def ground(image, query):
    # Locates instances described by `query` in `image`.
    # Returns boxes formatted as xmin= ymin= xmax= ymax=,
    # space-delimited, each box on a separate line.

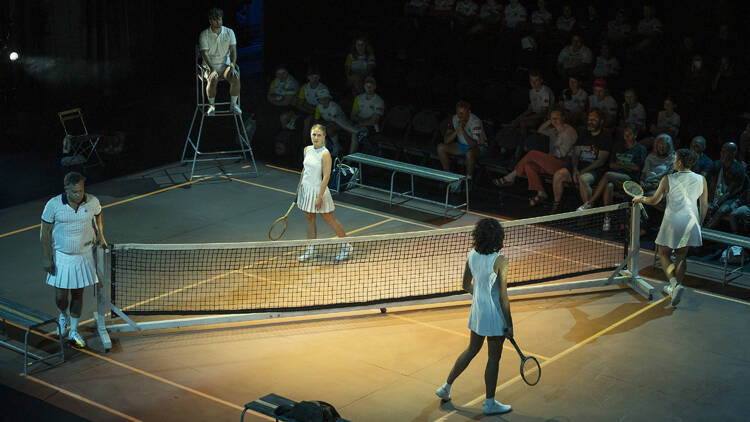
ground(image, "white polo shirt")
xmin=529 ymin=85 xmax=555 ymax=114
xmin=593 ymin=56 xmax=620 ymax=78
xmin=531 ymin=9 xmax=553 ymax=25
xmin=504 ymin=4 xmax=527 ymax=28
xmin=42 ymin=193 xmax=101 ymax=255
xmin=298 ymin=82 xmax=330 ymax=107
xmin=269 ymin=75 xmax=300 ymax=101
xmin=352 ymin=93 xmax=385 ymax=120
xmin=607 ymin=21 xmax=632 ymax=41
xmin=345 ymin=54 xmax=376 ymax=76
xmin=315 ymin=101 xmax=345 ymax=122
xmin=450 ymin=113 xmax=484 ymax=145
xmin=558 ymin=45 xmax=593 ymax=69
xmin=198 ymin=26 xmax=237 ymax=69
xmin=657 ymin=111 xmax=681 ymax=136
xmin=624 ymin=102 xmax=647 ymax=131
xmin=638 ymin=17 xmax=663 ymax=35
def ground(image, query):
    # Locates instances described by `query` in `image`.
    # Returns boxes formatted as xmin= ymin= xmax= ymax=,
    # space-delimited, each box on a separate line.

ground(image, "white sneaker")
xmin=435 ymin=384 xmax=451 ymax=401
xmin=577 ymin=202 xmax=591 ymax=211
xmin=602 ymin=216 xmax=611 ymax=232
xmin=67 ymin=330 xmax=86 ymax=348
xmin=335 ymin=243 xmax=353 ymax=262
xmin=662 ymin=284 xmax=673 ymax=295
xmin=670 ymin=284 xmax=684 ymax=307
xmin=57 ymin=314 xmax=68 ymax=338
xmin=298 ymin=246 xmax=315 ymax=262
xmin=206 ymin=105 xmax=216 ymax=116
xmin=482 ymin=399 xmax=512 ymax=415
xmin=232 ymin=104 xmax=242 ymax=115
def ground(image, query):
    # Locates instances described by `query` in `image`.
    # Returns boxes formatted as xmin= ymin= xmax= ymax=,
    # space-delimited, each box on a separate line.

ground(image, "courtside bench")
xmin=0 ymin=297 xmax=64 ymax=375
xmin=343 ymin=152 xmax=468 ymax=214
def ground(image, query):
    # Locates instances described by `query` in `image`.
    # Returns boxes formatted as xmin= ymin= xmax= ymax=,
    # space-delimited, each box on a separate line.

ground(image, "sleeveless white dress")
xmin=297 ymin=145 xmax=335 ymax=213
xmin=656 ymin=171 xmax=704 ymax=249
xmin=467 ymin=250 xmax=507 ymax=337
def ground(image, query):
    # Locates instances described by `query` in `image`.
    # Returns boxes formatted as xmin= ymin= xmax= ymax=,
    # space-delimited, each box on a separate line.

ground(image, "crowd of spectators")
xmin=250 ymin=1 xmax=750 ymax=236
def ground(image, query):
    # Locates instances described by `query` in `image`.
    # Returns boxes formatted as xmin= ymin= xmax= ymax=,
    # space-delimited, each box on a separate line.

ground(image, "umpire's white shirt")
xmin=199 ymin=26 xmax=237 ymax=70
xmin=42 ymin=193 xmax=101 ymax=254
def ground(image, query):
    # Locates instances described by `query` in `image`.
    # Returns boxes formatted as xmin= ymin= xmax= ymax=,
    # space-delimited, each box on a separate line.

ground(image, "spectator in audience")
xmin=588 ymin=78 xmax=617 ymax=127
xmin=578 ymin=124 xmax=647 ymax=215
xmin=557 ymin=34 xmax=593 ymax=79
xmin=706 ymin=142 xmax=745 ymax=229
xmin=313 ymin=89 xmax=364 ymax=158
xmin=578 ymin=3 xmax=602 ymax=42
xmin=531 ymin=0 xmax=553 ymax=29
xmin=641 ymin=134 xmax=674 ymax=193
xmin=560 ymin=75 xmax=588 ymax=125
xmin=438 ymin=100 xmax=488 ymax=192
xmin=682 ymin=54 xmax=711 ymax=120
xmin=650 ymin=96 xmax=680 ymax=139
xmin=606 ymin=8 xmax=632 ymax=45
xmin=711 ymin=55 xmax=740 ymax=118
xmin=433 ymin=0 xmax=457 ymax=18
xmin=267 ymin=65 xmax=299 ymax=108
xmin=349 ymin=77 xmax=385 ymax=154
xmin=621 ymin=89 xmax=646 ymax=135
xmin=728 ymin=187 xmax=750 ymax=236
xmin=739 ymin=122 xmax=750 ymax=164
xmin=493 ymin=107 xmax=577 ymax=207
xmin=345 ymin=37 xmax=376 ymax=95
xmin=455 ymin=0 xmax=480 ymax=27
xmin=504 ymin=0 xmax=527 ymax=30
xmin=636 ymin=4 xmax=663 ymax=37
xmin=592 ymin=44 xmax=620 ymax=79
xmin=294 ymin=65 xmax=328 ymax=115
xmin=556 ymin=5 xmax=576 ymax=34
xmin=551 ymin=108 xmax=611 ymax=212
xmin=512 ymin=70 xmax=555 ymax=140
xmin=478 ymin=0 xmax=503 ymax=27
xmin=690 ymin=136 xmax=713 ymax=177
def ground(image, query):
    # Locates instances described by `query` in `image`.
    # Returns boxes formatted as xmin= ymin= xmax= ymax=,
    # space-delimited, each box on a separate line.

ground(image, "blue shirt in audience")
xmin=693 ymin=153 xmax=713 ymax=175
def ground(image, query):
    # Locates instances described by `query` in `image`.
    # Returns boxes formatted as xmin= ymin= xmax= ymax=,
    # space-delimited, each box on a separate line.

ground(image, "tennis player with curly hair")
xmin=435 ymin=218 xmax=513 ymax=415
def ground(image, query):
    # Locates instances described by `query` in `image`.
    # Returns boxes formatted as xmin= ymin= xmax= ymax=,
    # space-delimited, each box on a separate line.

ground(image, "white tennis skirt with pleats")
xmin=46 ymin=250 xmax=99 ymax=289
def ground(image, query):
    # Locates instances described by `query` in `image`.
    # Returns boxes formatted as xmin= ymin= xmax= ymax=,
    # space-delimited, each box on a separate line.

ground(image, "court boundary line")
xmin=0 ymin=177 xmax=213 ymax=239
xmin=24 ymin=374 xmax=143 ymax=422
xmin=433 ymin=296 xmax=668 ymax=421
xmin=693 ymin=289 xmax=750 ymax=306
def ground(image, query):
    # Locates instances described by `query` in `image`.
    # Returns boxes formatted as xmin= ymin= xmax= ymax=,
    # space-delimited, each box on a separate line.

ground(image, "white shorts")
xmin=204 ymin=63 xmax=229 ymax=80
xmin=46 ymin=250 xmax=99 ymax=289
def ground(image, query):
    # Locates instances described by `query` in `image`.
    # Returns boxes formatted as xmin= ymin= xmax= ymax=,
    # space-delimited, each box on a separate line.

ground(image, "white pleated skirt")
xmin=297 ymin=183 xmax=335 ymax=213
xmin=46 ymin=250 xmax=99 ymax=289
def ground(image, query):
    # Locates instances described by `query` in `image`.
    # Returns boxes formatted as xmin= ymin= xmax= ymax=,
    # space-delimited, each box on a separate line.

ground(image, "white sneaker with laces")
xmin=435 ymin=384 xmax=451 ymax=401
xmin=482 ymin=399 xmax=512 ymax=415
xmin=670 ymin=284 xmax=684 ymax=307
xmin=602 ymin=216 xmax=611 ymax=232
xmin=232 ymin=104 xmax=242 ymax=115
xmin=298 ymin=246 xmax=315 ymax=262
xmin=67 ymin=330 xmax=86 ymax=348
xmin=577 ymin=202 xmax=591 ymax=211
xmin=206 ymin=105 xmax=216 ymax=116
xmin=335 ymin=243 xmax=353 ymax=262
xmin=57 ymin=314 xmax=68 ymax=338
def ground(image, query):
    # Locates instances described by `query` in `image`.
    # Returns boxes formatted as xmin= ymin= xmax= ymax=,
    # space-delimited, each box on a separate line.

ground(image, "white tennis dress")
xmin=467 ymin=249 xmax=507 ymax=337
xmin=41 ymin=193 xmax=101 ymax=289
xmin=656 ymin=171 xmax=704 ymax=249
xmin=297 ymin=145 xmax=335 ymax=213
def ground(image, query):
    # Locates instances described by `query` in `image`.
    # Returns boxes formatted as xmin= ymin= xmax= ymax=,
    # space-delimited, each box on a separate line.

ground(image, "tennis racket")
xmin=508 ymin=337 xmax=541 ymax=386
xmin=268 ymin=202 xmax=296 ymax=240
xmin=622 ymin=181 xmax=649 ymax=220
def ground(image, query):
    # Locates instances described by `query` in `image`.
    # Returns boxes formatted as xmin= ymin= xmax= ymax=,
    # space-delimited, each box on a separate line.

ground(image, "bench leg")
xmin=389 ymin=171 xmax=397 ymax=206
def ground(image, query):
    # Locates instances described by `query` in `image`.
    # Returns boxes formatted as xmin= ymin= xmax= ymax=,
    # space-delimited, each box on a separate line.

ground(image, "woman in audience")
xmin=650 ymin=96 xmax=680 ymax=139
xmin=633 ymin=148 xmax=708 ymax=307
xmin=345 ymin=37 xmax=376 ymax=95
xmin=641 ymin=134 xmax=674 ymax=194
xmin=560 ymin=75 xmax=588 ymax=126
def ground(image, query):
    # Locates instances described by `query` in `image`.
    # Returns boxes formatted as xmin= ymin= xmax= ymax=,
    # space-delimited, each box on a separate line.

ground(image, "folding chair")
xmin=181 ymin=45 xmax=258 ymax=179
xmin=57 ymin=107 xmax=104 ymax=168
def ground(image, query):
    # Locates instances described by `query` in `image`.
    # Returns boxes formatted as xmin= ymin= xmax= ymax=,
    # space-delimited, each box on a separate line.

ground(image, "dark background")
xmin=1 ymin=0 xmax=749 ymax=208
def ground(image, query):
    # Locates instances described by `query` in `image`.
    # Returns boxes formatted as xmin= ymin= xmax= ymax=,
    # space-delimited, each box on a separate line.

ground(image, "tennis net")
xmin=109 ymin=203 xmax=631 ymax=315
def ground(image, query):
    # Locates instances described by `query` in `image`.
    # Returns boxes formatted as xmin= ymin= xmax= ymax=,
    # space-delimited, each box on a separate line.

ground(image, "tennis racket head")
xmin=268 ymin=217 xmax=288 ymax=240
xmin=622 ymin=180 xmax=644 ymax=197
xmin=520 ymin=356 xmax=541 ymax=386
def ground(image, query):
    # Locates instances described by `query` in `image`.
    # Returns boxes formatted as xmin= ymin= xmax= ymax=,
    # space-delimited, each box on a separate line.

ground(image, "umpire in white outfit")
xmin=40 ymin=172 xmax=107 ymax=347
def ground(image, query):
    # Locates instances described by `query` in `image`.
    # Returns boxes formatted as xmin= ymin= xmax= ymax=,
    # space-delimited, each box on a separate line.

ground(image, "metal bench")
xmin=0 ymin=297 xmax=64 ymax=375
xmin=342 ymin=152 xmax=468 ymax=214
xmin=701 ymin=228 xmax=750 ymax=286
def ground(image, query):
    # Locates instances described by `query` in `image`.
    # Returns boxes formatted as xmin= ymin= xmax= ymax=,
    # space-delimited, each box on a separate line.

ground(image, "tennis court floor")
xmin=1 ymin=161 xmax=749 ymax=421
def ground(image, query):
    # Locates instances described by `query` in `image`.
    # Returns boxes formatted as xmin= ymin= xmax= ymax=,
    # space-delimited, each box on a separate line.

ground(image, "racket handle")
xmin=639 ymin=203 xmax=648 ymax=219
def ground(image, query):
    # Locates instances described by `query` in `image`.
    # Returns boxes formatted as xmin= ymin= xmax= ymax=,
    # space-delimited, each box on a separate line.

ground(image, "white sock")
xmin=70 ymin=317 xmax=79 ymax=332
xmin=485 ymin=398 xmax=496 ymax=405
xmin=669 ymin=277 xmax=678 ymax=288
xmin=208 ymin=97 xmax=215 ymax=105
xmin=442 ymin=382 xmax=452 ymax=392
xmin=231 ymin=96 xmax=238 ymax=106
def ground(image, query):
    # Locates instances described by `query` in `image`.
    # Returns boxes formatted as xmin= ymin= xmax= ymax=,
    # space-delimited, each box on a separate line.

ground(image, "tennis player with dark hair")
xmin=296 ymin=124 xmax=352 ymax=262
xmin=436 ymin=218 xmax=513 ymax=415
xmin=633 ymin=148 xmax=708 ymax=306
xmin=40 ymin=172 xmax=107 ymax=348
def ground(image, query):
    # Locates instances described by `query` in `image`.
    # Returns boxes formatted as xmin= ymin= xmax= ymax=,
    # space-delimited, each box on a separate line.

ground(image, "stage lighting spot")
xmin=9 ymin=52 xmax=19 ymax=61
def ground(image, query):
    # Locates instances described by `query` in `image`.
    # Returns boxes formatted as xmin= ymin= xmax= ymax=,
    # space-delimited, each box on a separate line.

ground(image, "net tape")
xmin=110 ymin=204 xmax=630 ymax=315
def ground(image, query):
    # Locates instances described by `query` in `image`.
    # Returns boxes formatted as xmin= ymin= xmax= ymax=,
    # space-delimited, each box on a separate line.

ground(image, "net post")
xmin=94 ymin=246 xmax=112 ymax=351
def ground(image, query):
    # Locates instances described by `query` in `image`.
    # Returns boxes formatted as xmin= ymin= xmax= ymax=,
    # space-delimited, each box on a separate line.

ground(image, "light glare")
xmin=9 ymin=52 xmax=19 ymax=61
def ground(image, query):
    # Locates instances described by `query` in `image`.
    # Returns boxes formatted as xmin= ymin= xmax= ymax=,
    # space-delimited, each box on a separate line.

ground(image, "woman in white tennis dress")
xmin=633 ymin=148 xmax=708 ymax=306
xmin=296 ymin=124 xmax=352 ymax=262
xmin=435 ymin=218 xmax=513 ymax=416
